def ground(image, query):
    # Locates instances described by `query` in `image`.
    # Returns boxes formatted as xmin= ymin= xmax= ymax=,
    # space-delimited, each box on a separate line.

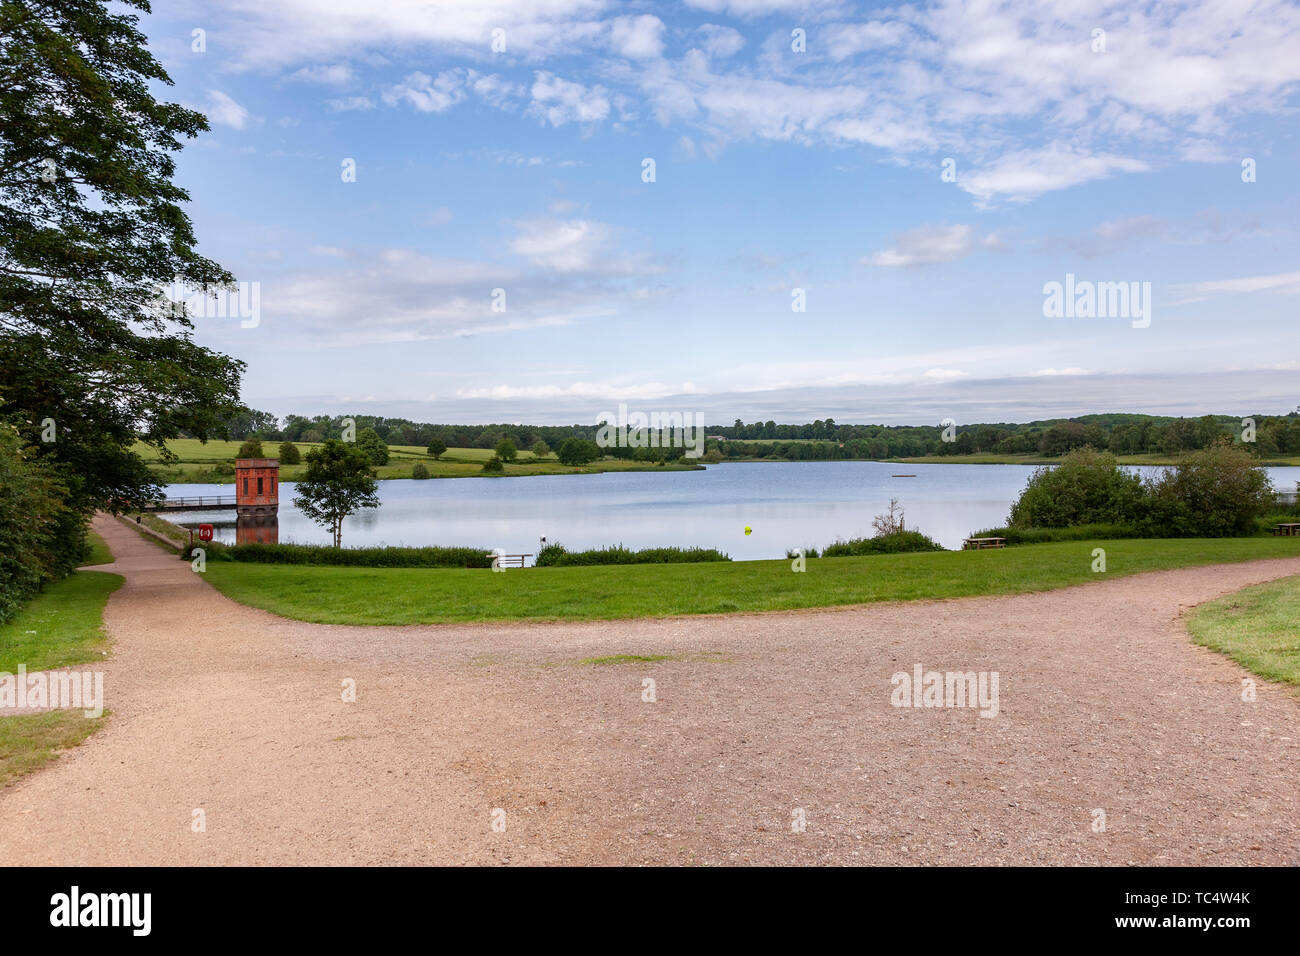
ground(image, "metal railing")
xmin=146 ymin=496 xmax=238 ymax=509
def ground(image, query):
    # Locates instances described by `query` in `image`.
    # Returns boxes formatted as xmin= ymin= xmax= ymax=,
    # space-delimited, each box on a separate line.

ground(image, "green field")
xmin=0 ymin=533 xmax=119 ymax=786
xmin=1187 ymin=575 xmax=1300 ymax=687
xmin=201 ymin=536 xmax=1300 ymax=626
xmin=135 ymin=438 xmax=702 ymax=482
xmin=0 ymin=569 xmax=122 ymax=673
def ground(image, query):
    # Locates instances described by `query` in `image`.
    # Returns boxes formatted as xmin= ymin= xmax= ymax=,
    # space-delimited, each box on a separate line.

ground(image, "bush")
xmin=533 ymin=543 xmax=731 ymax=566
xmin=236 ymin=438 xmax=264 ymax=458
xmin=278 ymin=441 xmax=301 ymax=464
xmin=481 ymin=456 xmax=505 ymax=474
xmin=0 ymin=426 xmax=86 ymax=623
xmin=556 ymin=438 xmax=601 ymax=466
xmin=821 ymin=530 xmax=945 ymax=557
xmin=355 ymin=427 xmax=389 ymax=466
xmin=786 ymin=546 xmax=821 ymax=559
xmin=1009 ymin=448 xmax=1145 ymax=528
xmin=220 ymin=542 xmax=494 ymax=568
xmin=411 ymin=463 xmax=430 ymax=479
xmin=1143 ymin=441 xmax=1275 ymax=536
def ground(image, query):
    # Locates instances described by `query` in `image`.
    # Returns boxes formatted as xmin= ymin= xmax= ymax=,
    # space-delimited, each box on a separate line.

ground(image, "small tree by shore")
xmin=293 ymin=440 xmax=379 ymax=547
xmin=278 ymin=441 xmax=300 ymax=464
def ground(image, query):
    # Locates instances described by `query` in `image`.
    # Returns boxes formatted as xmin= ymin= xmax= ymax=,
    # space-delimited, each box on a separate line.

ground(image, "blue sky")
xmin=142 ymin=0 xmax=1300 ymax=425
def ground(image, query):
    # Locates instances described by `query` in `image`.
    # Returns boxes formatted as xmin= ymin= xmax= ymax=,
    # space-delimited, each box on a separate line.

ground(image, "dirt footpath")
xmin=1 ymin=514 xmax=1297 ymax=865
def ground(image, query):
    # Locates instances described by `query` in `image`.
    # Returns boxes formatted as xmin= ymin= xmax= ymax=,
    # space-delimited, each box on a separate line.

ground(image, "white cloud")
xmin=695 ymin=24 xmax=745 ymax=58
xmin=608 ymin=15 xmax=665 ymax=59
xmin=868 ymin=224 xmax=1000 ymax=268
xmin=529 ymin=72 xmax=610 ymax=126
xmin=205 ymin=90 xmax=251 ymax=129
xmin=326 ymin=96 xmax=374 ymax=111
xmin=383 ymin=71 xmax=466 ymax=112
xmin=510 ymin=219 xmax=612 ymax=272
xmin=1172 ymin=270 xmax=1300 ymax=303
xmin=959 ymin=147 xmax=1151 ymax=205
xmin=290 ymin=63 xmax=353 ymax=85
xmin=1030 ymin=368 xmax=1091 ymax=377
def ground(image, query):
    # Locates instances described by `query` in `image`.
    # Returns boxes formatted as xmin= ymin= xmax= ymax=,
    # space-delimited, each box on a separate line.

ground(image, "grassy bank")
xmin=201 ymin=536 xmax=1300 ymax=626
xmin=135 ymin=438 xmax=703 ymax=482
xmin=1186 ymin=575 xmax=1300 ymax=687
xmin=0 ymin=533 xmax=119 ymax=787
xmin=0 ymin=711 xmax=107 ymax=788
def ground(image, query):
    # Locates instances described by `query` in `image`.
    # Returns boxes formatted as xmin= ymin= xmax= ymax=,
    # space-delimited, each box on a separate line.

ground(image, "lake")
xmin=165 ymin=461 xmax=1300 ymax=558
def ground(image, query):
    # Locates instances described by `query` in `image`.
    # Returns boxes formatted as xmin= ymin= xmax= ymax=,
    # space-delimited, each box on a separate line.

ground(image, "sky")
xmin=140 ymin=0 xmax=1300 ymax=426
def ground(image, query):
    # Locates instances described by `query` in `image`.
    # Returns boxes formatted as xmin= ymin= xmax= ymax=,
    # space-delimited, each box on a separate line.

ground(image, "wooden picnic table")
xmin=1271 ymin=523 xmax=1300 ymax=537
xmin=962 ymin=537 xmax=1006 ymax=550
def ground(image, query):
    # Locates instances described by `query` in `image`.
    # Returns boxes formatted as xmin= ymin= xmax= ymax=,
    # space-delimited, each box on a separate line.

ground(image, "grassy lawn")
xmin=81 ymin=529 xmax=113 ymax=567
xmin=0 ymin=711 xmax=107 ymax=788
xmin=135 ymin=438 xmax=702 ymax=482
xmin=202 ymin=536 xmax=1300 ymax=626
xmin=0 ymin=570 xmax=122 ymax=673
xmin=1186 ymin=575 xmax=1300 ymax=686
xmin=1 ymin=533 xmax=119 ymax=787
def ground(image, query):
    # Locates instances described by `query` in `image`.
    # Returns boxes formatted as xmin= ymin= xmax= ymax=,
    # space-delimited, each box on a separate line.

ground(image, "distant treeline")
xmin=205 ymin=408 xmax=1300 ymax=460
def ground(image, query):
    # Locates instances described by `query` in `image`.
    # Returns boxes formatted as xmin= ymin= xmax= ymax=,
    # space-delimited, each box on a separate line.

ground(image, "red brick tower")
xmin=234 ymin=458 xmax=279 ymax=517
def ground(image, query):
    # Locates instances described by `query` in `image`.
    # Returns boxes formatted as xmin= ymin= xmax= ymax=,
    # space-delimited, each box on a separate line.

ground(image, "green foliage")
xmin=219 ymin=542 xmax=493 ymax=569
xmin=426 ymin=438 xmax=447 ymax=459
xmin=355 ymin=427 xmax=389 ymax=466
xmin=0 ymin=426 xmax=86 ymax=623
xmin=1145 ymin=441 xmax=1275 ymax=536
xmin=821 ymin=531 xmax=945 ymax=557
xmin=411 ymin=463 xmax=430 ymax=480
xmin=0 ymin=0 xmax=246 ymax=515
xmin=533 ymin=543 xmax=732 ymax=566
xmin=969 ymin=524 xmax=1144 ymax=545
xmin=557 ymin=438 xmax=601 ymax=466
xmin=481 ymin=456 xmax=505 ymax=474
xmin=495 ymin=438 xmax=517 ymax=462
xmin=1010 ymin=448 xmax=1146 ymax=528
xmin=291 ymin=440 xmax=379 ymax=547
xmin=1008 ymin=442 xmax=1276 ymax=537
xmin=530 ymin=439 xmax=550 ymax=459
xmin=236 ymin=438 xmax=264 ymax=459
xmin=278 ymin=441 xmax=301 ymax=465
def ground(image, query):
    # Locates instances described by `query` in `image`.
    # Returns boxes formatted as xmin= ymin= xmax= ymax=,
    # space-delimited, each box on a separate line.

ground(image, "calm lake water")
xmin=167 ymin=461 xmax=1300 ymax=558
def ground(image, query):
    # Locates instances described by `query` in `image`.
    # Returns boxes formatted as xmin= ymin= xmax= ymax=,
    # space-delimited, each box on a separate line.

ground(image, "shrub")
xmin=411 ymin=463 xmax=430 ymax=479
xmin=1143 ymin=441 xmax=1275 ymax=536
xmin=355 ymin=427 xmax=389 ymax=466
xmin=220 ymin=542 xmax=494 ymax=568
xmin=556 ymin=438 xmax=601 ymax=466
xmin=786 ymin=546 xmax=821 ymax=559
xmin=1009 ymin=448 xmax=1145 ymax=528
xmin=236 ymin=438 xmax=264 ymax=458
xmin=278 ymin=441 xmax=301 ymax=464
xmin=0 ymin=426 xmax=85 ymax=623
xmin=481 ymin=456 xmax=505 ymax=474
xmin=821 ymin=530 xmax=944 ymax=557
xmin=533 ymin=543 xmax=731 ymax=566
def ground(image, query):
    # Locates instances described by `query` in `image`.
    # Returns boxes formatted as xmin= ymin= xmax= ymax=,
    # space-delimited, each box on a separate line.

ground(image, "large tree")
xmin=0 ymin=0 xmax=245 ymax=518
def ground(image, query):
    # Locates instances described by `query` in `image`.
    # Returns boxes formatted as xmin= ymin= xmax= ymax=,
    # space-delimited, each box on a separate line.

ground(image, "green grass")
xmin=201 ymin=536 xmax=1300 ymax=626
xmin=1187 ymin=575 xmax=1300 ymax=686
xmin=0 ymin=710 xmax=108 ymax=788
xmin=81 ymin=530 xmax=113 ymax=567
xmin=0 ymin=570 xmax=123 ymax=673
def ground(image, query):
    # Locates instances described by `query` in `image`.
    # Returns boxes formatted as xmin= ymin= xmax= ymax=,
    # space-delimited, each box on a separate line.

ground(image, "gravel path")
xmin=1 ymin=514 xmax=1298 ymax=865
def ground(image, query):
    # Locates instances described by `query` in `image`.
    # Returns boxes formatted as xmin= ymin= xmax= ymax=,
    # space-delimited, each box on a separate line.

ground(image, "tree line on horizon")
xmin=209 ymin=408 xmax=1300 ymax=462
